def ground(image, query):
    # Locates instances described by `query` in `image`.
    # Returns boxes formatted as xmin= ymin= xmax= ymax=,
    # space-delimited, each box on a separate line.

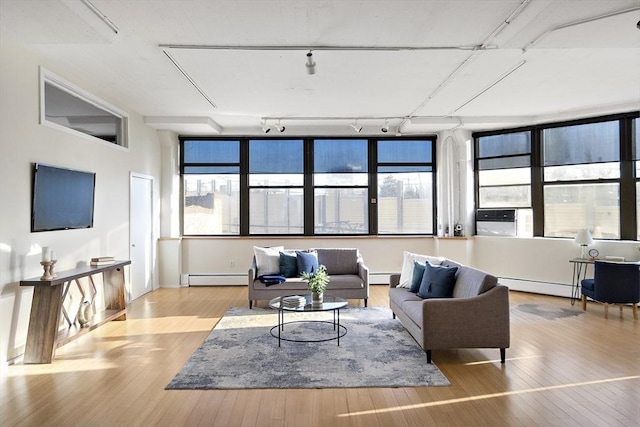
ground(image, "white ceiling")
xmin=1 ymin=0 xmax=639 ymax=136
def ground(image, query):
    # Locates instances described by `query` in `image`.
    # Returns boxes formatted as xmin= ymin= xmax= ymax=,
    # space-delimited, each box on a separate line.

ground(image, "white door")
xmin=130 ymin=173 xmax=154 ymax=301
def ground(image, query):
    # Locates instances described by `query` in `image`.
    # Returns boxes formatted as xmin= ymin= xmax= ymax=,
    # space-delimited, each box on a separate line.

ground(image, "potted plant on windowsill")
xmin=302 ymin=264 xmax=330 ymax=307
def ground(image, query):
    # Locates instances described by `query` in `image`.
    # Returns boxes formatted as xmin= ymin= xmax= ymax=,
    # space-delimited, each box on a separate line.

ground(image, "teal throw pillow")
xmin=296 ymin=251 xmax=318 ymax=275
xmin=409 ymin=261 xmax=426 ymax=293
xmin=417 ymin=263 xmax=458 ymax=299
xmin=279 ymin=252 xmax=298 ymax=278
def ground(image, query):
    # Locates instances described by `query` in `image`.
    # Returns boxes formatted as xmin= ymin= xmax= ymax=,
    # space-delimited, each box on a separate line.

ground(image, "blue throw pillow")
xmin=279 ymin=252 xmax=298 ymax=278
xmin=296 ymin=251 xmax=318 ymax=275
xmin=409 ymin=261 xmax=426 ymax=293
xmin=417 ymin=263 xmax=458 ymax=299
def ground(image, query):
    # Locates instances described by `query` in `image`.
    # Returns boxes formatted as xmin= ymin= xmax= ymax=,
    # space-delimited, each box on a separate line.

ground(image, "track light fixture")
xmin=381 ymin=120 xmax=389 ymax=133
xmin=261 ymin=119 xmax=271 ymax=133
xmin=350 ymin=120 xmax=362 ymax=133
xmin=275 ymin=120 xmax=285 ymax=133
xmin=305 ymin=50 xmax=316 ymax=75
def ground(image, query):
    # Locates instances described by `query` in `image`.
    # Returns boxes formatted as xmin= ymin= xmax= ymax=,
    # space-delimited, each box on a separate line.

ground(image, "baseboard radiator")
xmin=499 ymin=277 xmax=572 ymax=299
xmin=183 ymin=273 xmax=393 ymax=286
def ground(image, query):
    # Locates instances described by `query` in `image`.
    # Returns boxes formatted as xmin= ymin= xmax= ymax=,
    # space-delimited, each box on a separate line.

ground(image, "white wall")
xmin=0 ymin=45 xmax=162 ymax=370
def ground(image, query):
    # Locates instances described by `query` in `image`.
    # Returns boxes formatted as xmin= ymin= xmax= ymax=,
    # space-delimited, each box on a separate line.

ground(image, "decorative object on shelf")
xmin=40 ymin=261 xmax=54 ymax=281
xmin=302 ymin=264 xmax=330 ymax=307
xmin=77 ymin=301 xmax=92 ymax=328
xmin=588 ymin=248 xmax=599 ymax=260
xmin=574 ymin=229 xmax=593 ymax=259
xmin=91 ymin=256 xmax=115 ymax=266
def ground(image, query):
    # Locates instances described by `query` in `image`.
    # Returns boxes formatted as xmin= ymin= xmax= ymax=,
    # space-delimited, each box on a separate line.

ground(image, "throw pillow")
xmin=296 ymin=250 xmax=319 ymax=275
xmin=398 ymin=251 xmax=446 ymax=288
xmin=417 ymin=263 xmax=458 ymax=299
xmin=253 ymin=246 xmax=284 ymax=276
xmin=279 ymin=251 xmax=298 ymax=278
xmin=409 ymin=261 xmax=426 ymax=293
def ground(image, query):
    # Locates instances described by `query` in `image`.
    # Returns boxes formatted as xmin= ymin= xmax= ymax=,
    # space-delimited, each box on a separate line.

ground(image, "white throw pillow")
xmin=398 ymin=251 xmax=445 ymax=288
xmin=253 ymin=246 xmax=284 ymax=276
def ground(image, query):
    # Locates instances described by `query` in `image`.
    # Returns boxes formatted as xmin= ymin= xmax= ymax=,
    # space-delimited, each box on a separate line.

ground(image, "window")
xmin=314 ymin=139 xmax=369 ymax=234
xmin=180 ymin=136 xmax=437 ymax=236
xmin=476 ymin=131 xmax=532 ymax=237
xmin=543 ymin=121 xmax=620 ymax=238
xmin=474 ymin=112 xmax=639 ymax=241
xmin=249 ymin=139 xmax=304 ymax=234
xmin=41 ymin=68 xmax=128 ymax=147
xmin=182 ymin=140 xmax=240 ymax=235
xmin=377 ymin=139 xmax=434 ymax=234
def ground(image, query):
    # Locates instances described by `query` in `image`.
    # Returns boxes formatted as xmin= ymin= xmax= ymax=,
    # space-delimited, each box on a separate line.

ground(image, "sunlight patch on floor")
xmin=336 ymin=375 xmax=640 ymax=417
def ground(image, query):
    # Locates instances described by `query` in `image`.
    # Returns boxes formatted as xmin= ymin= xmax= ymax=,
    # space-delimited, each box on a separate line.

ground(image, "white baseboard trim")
xmin=187 ymin=274 xmax=247 ymax=286
xmin=500 ymin=277 xmax=573 ymax=299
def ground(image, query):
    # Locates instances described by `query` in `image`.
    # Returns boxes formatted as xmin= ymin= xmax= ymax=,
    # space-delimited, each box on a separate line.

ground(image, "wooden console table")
xmin=20 ymin=260 xmax=130 ymax=364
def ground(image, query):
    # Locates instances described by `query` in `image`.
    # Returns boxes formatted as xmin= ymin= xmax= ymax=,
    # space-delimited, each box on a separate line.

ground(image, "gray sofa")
xmin=389 ymin=259 xmax=510 ymax=363
xmin=248 ymin=248 xmax=369 ymax=308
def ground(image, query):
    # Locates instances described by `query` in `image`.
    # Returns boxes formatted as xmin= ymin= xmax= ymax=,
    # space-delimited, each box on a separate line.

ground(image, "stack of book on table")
xmin=282 ymin=295 xmax=306 ymax=308
xmin=91 ymin=256 xmax=115 ymax=266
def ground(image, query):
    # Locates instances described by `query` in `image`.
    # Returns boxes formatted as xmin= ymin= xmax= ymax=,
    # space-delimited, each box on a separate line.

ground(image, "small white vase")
xmin=77 ymin=301 xmax=92 ymax=327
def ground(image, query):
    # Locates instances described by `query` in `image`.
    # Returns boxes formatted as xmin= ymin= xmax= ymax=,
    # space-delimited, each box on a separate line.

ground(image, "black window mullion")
xmin=620 ymin=117 xmax=636 ymax=240
xmin=368 ymin=139 xmax=377 ymax=235
xmin=239 ymin=138 xmax=249 ymax=236
xmin=304 ymin=138 xmax=314 ymax=235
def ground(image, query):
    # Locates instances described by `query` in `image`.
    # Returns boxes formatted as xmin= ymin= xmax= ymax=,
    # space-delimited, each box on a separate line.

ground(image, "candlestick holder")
xmin=50 ymin=260 xmax=57 ymax=278
xmin=40 ymin=261 xmax=54 ymax=281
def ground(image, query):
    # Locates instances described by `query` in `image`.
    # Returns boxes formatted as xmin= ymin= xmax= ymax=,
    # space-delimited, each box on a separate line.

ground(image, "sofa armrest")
xmin=421 ymin=285 xmax=510 ymax=348
xmin=358 ymin=261 xmax=369 ymax=287
xmin=389 ymin=273 xmax=400 ymax=288
xmin=248 ymin=257 xmax=257 ymax=284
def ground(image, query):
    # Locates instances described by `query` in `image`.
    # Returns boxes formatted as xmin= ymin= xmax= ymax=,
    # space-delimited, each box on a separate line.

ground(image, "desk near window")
xmin=569 ymin=258 xmax=594 ymax=305
xmin=20 ymin=260 xmax=130 ymax=364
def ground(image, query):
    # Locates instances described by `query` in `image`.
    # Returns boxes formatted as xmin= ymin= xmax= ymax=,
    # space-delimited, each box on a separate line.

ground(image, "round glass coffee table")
xmin=269 ymin=294 xmax=348 ymax=346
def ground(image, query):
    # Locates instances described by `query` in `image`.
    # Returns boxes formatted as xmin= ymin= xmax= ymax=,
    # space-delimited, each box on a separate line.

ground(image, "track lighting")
xmin=305 ymin=50 xmax=316 ymax=75
xmin=350 ymin=120 xmax=362 ymax=133
xmin=275 ymin=120 xmax=285 ymax=133
xmin=381 ymin=120 xmax=389 ymax=133
xmin=261 ymin=119 xmax=271 ymax=133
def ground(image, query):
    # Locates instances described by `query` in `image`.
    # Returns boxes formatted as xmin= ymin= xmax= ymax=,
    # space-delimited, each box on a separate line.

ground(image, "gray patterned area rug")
xmin=166 ymin=306 xmax=450 ymax=389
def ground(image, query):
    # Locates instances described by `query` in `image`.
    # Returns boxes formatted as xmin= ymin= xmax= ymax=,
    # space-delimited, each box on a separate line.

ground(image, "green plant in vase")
xmin=302 ymin=264 xmax=330 ymax=306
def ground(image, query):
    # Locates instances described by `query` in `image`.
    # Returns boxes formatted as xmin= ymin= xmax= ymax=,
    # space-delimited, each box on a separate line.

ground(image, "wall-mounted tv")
xmin=31 ymin=163 xmax=96 ymax=232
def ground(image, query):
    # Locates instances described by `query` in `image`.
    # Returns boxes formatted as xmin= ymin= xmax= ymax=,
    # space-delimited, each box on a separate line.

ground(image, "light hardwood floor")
xmin=2 ymin=285 xmax=639 ymax=427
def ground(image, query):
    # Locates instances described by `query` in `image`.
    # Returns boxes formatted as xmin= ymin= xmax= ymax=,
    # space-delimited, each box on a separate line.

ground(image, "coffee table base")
xmin=270 ymin=320 xmax=347 ymax=346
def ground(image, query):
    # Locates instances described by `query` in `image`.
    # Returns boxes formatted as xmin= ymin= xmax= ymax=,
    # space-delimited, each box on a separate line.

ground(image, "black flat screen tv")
xmin=31 ymin=163 xmax=96 ymax=232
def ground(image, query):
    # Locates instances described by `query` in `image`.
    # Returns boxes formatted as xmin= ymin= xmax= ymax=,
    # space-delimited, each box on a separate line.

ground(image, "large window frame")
xmin=180 ymin=136 xmax=437 ymax=236
xmin=474 ymin=112 xmax=639 ymax=240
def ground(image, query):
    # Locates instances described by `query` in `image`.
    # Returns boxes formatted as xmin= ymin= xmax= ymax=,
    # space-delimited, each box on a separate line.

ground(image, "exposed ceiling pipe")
xmin=523 ymin=6 xmax=640 ymax=51
xmin=397 ymin=0 xmax=533 ymax=133
xmin=162 ymin=49 xmax=218 ymax=109
xmin=159 ymin=44 xmax=488 ymax=52
xmin=80 ymin=0 xmax=119 ymax=34
xmin=449 ymin=60 xmax=527 ymax=114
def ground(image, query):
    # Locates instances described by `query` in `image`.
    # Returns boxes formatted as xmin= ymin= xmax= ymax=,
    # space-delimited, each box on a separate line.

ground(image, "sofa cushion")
xmin=279 ymin=251 xmax=298 ymax=278
xmin=254 ymin=246 xmax=284 ymax=276
xmin=398 ymin=251 xmax=445 ymax=288
xmin=296 ymin=250 xmax=319 ymax=274
xmin=410 ymin=261 xmax=426 ymax=293
xmin=417 ymin=263 xmax=458 ymax=299
xmin=315 ymin=248 xmax=359 ymax=275
xmin=450 ymin=264 xmax=498 ymax=298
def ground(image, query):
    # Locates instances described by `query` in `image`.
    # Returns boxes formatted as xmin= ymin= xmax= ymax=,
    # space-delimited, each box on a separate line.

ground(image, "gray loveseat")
xmin=248 ymin=248 xmax=369 ymax=308
xmin=389 ymin=258 xmax=510 ymax=363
